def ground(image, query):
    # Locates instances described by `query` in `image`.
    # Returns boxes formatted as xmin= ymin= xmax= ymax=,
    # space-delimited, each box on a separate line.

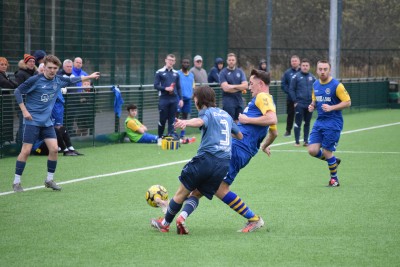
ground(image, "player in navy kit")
xmin=308 ymin=60 xmax=351 ymax=187
xmin=151 ymin=86 xmax=243 ymax=234
xmin=12 ymin=55 xmax=100 ymax=192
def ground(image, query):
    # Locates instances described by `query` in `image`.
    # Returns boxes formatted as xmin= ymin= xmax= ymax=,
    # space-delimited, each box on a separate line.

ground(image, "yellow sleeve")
xmin=127 ymin=119 xmax=141 ymax=132
xmin=336 ymin=83 xmax=351 ymax=102
xmin=269 ymin=124 xmax=277 ymax=131
xmin=255 ymin=93 xmax=276 ymax=115
xmin=311 ymin=88 xmax=316 ymax=102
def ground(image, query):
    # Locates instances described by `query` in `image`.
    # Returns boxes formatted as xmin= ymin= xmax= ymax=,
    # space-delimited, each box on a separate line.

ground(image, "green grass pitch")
xmin=0 ymin=109 xmax=399 ymax=266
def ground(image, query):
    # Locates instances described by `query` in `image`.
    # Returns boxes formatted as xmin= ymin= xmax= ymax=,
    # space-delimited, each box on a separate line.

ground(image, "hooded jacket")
xmin=208 ymin=57 xmax=224 ymax=83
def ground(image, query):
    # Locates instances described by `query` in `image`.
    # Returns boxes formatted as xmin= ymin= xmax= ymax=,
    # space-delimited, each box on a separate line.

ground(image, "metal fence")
xmin=0 ymin=78 xmax=394 ymax=158
xmin=1 ymin=0 xmax=229 ymax=85
xmin=233 ymin=48 xmax=400 ymax=81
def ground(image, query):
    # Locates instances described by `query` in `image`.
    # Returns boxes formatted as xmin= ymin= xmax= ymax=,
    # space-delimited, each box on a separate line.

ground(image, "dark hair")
xmin=317 ymin=59 xmax=331 ymax=66
xmin=126 ymin=104 xmax=137 ymax=111
xmin=44 ymin=55 xmax=61 ymax=67
xmin=193 ymin=86 xmax=216 ymax=108
xmin=291 ymin=55 xmax=300 ymax=60
xmin=301 ymin=58 xmax=310 ymax=64
xmin=250 ymin=69 xmax=270 ymax=85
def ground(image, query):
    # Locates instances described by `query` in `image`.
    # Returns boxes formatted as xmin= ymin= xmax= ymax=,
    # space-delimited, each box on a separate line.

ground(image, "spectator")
xmin=281 ymin=55 xmax=300 ymax=137
xmin=259 ymin=59 xmax=267 ymax=71
xmin=33 ymin=50 xmax=46 ymax=67
xmin=72 ymin=57 xmax=88 ymax=87
xmin=12 ymin=54 xmax=100 ymax=192
xmin=57 ymin=59 xmax=74 ymax=77
xmin=176 ymin=58 xmax=195 ymax=139
xmin=219 ymin=53 xmax=248 ymax=122
xmin=125 ymin=104 xmax=158 ymax=143
xmin=53 ymin=59 xmax=83 ymax=156
xmin=0 ymin=57 xmax=18 ymax=89
xmin=154 ymin=54 xmax=183 ymax=141
xmin=0 ymin=57 xmax=18 ymax=142
xmin=289 ymin=58 xmax=316 ymax=146
xmin=207 ymin=57 xmax=224 ymax=83
xmin=15 ymin=54 xmax=38 ymax=144
xmin=190 ymin=55 xmax=208 ymax=84
xmin=15 ymin=54 xmax=37 ymax=85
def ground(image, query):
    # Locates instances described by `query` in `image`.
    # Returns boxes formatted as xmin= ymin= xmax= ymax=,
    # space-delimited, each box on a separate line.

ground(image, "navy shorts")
xmin=177 ymin=99 xmax=191 ymax=114
xmin=309 ymin=123 xmax=341 ymax=152
xmin=22 ymin=124 xmax=57 ymax=144
xmin=179 ymin=153 xmax=230 ymax=200
xmin=224 ymin=144 xmax=253 ymax=185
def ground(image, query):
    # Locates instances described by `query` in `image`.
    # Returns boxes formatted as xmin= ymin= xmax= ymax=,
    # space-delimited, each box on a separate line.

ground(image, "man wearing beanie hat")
xmin=14 ymin=54 xmax=38 ymax=144
xmin=33 ymin=50 xmax=46 ymax=67
xmin=190 ymin=55 xmax=208 ymax=84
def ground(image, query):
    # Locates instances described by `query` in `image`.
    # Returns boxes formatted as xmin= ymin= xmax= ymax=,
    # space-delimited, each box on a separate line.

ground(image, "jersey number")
xmin=220 ymin=119 xmax=230 ymax=146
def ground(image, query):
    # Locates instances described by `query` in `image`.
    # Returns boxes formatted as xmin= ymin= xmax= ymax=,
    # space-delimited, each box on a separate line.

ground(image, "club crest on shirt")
xmin=41 ymin=94 xmax=50 ymax=102
xmin=308 ymin=76 xmax=313 ymax=81
xmin=325 ymin=88 xmax=331 ymax=94
xmin=236 ymin=73 xmax=240 ymax=78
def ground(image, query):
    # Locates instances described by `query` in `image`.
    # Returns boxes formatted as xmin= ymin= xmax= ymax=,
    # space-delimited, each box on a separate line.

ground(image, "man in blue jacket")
xmin=154 ymin=54 xmax=183 ymax=140
xmin=289 ymin=58 xmax=316 ymax=146
xmin=207 ymin=57 xmax=224 ymax=83
xmin=281 ymin=55 xmax=300 ymax=137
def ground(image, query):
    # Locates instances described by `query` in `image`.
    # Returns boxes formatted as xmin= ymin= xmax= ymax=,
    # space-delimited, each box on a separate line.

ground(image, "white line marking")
xmin=2 ymin=122 xmax=400 ymax=196
xmin=272 ymin=150 xmax=400 ymax=154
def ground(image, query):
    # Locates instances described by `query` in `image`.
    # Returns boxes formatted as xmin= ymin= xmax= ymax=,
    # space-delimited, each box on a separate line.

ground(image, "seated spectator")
xmin=51 ymin=88 xmax=83 ymax=156
xmin=125 ymin=104 xmax=158 ymax=143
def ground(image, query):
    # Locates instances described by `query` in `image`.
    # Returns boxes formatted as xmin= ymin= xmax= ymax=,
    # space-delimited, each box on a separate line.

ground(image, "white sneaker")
xmin=238 ymin=216 xmax=265 ymax=233
xmin=157 ymin=138 xmax=162 ymax=146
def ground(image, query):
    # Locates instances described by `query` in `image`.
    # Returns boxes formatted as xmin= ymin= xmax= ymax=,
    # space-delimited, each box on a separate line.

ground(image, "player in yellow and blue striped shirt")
xmin=308 ymin=60 xmax=351 ymax=187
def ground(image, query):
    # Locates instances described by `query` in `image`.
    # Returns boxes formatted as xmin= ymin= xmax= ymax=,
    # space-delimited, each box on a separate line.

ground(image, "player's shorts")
xmin=222 ymin=105 xmax=243 ymax=121
xmin=308 ymin=123 xmax=341 ymax=152
xmin=179 ymin=152 xmax=229 ymax=200
xmin=51 ymin=102 xmax=64 ymax=126
xmin=22 ymin=124 xmax=56 ymax=144
xmin=223 ymin=144 xmax=253 ymax=185
xmin=178 ymin=99 xmax=191 ymax=114
xmin=137 ymin=133 xmax=158 ymax=143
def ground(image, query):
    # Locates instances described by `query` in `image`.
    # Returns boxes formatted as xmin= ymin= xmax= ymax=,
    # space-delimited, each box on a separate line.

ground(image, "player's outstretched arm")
xmin=82 ymin=72 xmax=100 ymax=82
xmin=174 ymin=118 xmax=204 ymax=129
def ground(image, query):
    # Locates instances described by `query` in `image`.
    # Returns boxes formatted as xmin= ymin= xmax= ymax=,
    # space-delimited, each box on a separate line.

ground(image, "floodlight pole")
xmin=266 ymin=0 xmax=273 ymax=72
xmin=329 ymin=0 xmax=338 ymax=78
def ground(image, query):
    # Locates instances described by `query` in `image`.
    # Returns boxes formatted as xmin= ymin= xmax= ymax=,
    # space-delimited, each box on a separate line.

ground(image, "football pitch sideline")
xmin=0 ymin=109 xmax=399 ymax=266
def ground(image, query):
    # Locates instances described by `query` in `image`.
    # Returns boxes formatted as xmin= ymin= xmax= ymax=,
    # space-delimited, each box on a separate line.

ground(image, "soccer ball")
xmin=145 ymin=185 xmax=168 ymax=208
